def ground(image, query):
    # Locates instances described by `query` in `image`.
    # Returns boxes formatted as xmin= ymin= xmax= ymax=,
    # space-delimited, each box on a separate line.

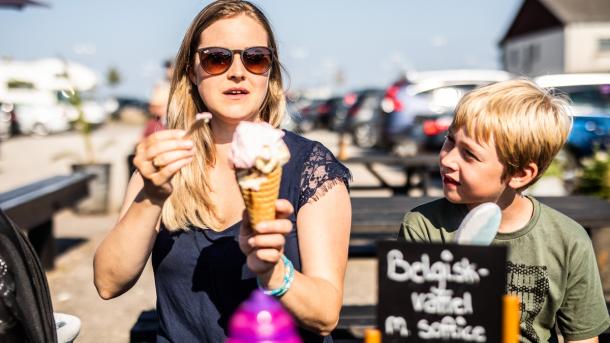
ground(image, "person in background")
xmin=398 ymin=79 xmax=610 ymax=342
xmin=93 ymin=1 xmax=351 ymax=342
xmin=143 ymin=59 xmax=174 ymax=137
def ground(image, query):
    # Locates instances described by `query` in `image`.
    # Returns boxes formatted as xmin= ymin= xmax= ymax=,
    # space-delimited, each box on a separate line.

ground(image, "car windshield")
xmin=557 ymin=84 xmax=610 ymax=116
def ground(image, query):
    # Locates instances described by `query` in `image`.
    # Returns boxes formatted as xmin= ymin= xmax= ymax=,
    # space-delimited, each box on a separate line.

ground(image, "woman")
xmin=93 ymin=1 xmax=351 ymax=342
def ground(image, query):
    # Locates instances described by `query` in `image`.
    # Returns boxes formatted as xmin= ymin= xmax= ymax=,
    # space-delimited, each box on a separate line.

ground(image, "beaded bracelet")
xmin=257 ymin=255 xmax=295 ymax=297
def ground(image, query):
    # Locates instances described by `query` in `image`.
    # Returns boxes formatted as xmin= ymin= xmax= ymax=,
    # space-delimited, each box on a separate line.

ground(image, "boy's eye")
xmin=464 ymin=149 xmax=479 ymax=161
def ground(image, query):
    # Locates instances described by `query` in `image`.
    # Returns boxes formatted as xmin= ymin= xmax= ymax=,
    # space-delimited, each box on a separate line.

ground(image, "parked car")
xmin=280 ymin=99 xmax=304 ymax=133
xmin=0 ymin=102 xmax=19 ymax=139
xmin=13 ymin=103 xmax=71 ymax=136
xmin=316 ymin=96 xmax=349 ymax=130
xmin=329 ymin=92 xmax=357 ymax=131
xmin=0 ymin=59 xmax=108 ymax=134
xmin=535 ymin=74 xmax=610 ymax=156
xmin=109 ymin=96 xmax=149 ymax=121
xmin=534 ymin=73 xmax=610 ymax=190
xmin=297 ymin=99 xmax=325 ymax=132
xmin=383 ymin=70 xmax=513 ymax=156
xmin=343 ymin=89 xmax=385 ymax=148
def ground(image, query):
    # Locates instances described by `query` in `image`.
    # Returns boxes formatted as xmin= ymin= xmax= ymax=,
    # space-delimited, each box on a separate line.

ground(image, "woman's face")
xmin=190 ymin=14 xmax=270 ymax=125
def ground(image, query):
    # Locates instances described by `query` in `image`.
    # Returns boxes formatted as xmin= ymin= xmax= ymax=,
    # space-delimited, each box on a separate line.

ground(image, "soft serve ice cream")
xmin=230 ymin=121 xmax=290 ymax=227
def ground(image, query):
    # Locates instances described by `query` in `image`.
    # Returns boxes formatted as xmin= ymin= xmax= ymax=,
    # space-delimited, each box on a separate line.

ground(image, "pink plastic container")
xmin=226 ymin=290 xmax=302 ymax=343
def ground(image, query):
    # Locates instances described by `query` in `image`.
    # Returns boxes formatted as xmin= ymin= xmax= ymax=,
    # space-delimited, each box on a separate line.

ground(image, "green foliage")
xmin=543 ymin=158 xmax=563 ymax=178
xmin=7 ymin=79 xmax=34 ymax=89
xmin=106 ymin=67 xmax=121 ymax=88
xmin=576 ymin=150 xmax=610 ymax=199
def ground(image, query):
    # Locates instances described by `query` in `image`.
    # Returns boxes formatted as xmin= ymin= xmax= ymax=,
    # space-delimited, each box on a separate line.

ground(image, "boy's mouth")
xmin=442 ymin=174 xmax=461 ymax=186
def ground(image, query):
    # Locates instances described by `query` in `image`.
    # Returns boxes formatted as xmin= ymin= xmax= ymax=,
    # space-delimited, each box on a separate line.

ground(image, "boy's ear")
xmin=508 ymin=162 xmax=539 ymax=189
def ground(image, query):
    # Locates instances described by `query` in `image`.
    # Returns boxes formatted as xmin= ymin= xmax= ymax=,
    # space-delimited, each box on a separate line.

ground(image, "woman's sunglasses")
xmin=196 ymin=46 xmax=274 ymax=76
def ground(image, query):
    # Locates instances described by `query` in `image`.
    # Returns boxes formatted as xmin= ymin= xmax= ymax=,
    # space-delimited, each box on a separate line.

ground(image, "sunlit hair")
xmin=451 ymin=79 xmax=572 ymax=191
xmin=163 ymin=0 xmax=286 ymax=231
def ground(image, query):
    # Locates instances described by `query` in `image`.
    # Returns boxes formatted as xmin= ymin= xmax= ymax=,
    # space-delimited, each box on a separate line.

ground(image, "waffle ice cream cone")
xmin=231 ymin=122 xmax=290 ymax=231
xmin=239 ymin=166 xmax=282 ymax=227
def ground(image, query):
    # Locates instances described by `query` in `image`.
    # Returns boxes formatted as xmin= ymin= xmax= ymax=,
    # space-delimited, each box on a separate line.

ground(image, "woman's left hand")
xmin=239 ymin=199 xmax=294 ymax=279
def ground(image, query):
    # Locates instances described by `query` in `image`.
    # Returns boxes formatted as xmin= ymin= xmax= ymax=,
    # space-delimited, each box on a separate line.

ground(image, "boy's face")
xmin=439 ymin=127 xmax=509 ymax=207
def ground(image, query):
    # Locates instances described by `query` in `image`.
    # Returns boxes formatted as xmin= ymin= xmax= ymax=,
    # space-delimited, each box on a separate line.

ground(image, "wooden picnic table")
xmin=348 ymin=195 xmax=610 ymax=257
xmin=343 ymin=154 xmax=438 ymax=195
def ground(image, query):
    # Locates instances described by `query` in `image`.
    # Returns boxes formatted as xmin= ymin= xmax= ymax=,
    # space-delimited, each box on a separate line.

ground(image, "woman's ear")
xmin=508 ymin=162 xmax=538 ymax=189
xmin=187 ymin=64 xmax=197 ymax=85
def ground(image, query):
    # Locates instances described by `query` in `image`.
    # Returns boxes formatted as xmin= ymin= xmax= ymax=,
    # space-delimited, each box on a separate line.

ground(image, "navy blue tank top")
xmin=152 ymin=131 xmax=351 ymax=342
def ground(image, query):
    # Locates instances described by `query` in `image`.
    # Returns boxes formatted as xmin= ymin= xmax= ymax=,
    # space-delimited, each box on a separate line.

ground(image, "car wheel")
xmin=353 ymin=123 xmax=378 ymax=148
xmin=31 ymin=123 xmax=50 ymax=136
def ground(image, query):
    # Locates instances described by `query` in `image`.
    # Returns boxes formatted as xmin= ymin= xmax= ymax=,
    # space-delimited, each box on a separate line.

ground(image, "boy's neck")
xmin=495 ymin=192 xmax=534 ymax=234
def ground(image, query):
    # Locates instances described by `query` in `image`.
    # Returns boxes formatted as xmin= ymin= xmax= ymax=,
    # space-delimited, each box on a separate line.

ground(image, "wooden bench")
xmin=344 ymin=154 xmax=438 ymax=195
xmin=348 ymin=195 xmax=610 ymax=257
xmin=0 ymin=173 xmax=93 ymax=269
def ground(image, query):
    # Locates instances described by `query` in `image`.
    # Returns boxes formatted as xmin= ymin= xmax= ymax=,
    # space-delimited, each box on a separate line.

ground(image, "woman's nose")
xmin=227 ymin=52 xmax=246 ymax=81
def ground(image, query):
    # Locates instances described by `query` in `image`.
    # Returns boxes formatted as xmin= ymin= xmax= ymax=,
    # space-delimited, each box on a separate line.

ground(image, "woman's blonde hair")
xmin=163 ymin=0 xmax=286 ymax=231
xmin=451 ymin=79 xmax=573 ymax=190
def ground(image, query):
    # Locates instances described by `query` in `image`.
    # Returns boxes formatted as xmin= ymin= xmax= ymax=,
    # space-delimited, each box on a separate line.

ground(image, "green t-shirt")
xmin=398 ymin=196 xmax=610 ymax=342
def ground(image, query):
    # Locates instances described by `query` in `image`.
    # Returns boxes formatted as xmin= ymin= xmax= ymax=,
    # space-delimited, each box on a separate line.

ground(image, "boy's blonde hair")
xmin=452 ymin=79 xmax=572 ymax=190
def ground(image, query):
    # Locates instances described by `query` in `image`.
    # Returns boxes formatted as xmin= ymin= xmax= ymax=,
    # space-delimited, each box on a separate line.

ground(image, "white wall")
xmin=501 ymin=28 xmax=564 ymax=76
xmin=565 ymin=23 xmax=610 ymax=73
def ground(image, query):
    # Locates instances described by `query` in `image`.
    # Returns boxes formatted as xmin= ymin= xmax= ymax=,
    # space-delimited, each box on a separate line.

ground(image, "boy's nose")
xmin=439 ymin=147 xmax=458 ymax=172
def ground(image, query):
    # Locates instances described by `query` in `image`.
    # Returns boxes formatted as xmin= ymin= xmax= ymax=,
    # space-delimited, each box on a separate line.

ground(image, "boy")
xmin=398 ymin=79 xmax=610 ymax=342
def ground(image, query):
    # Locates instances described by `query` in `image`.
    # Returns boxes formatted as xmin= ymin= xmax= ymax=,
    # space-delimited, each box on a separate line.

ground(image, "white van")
xmin=0 ymin=58 xmax=107 ymax=136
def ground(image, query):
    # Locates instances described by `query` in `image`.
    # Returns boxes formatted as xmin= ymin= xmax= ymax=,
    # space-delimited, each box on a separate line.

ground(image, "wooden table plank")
xmin=344 ymin=154 xmax=438 ymax=167
xmin=351 ymin=196 xmax=610 ymax=232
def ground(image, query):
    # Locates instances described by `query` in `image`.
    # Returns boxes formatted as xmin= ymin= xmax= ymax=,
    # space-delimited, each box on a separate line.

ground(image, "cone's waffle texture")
xmin=239 ymin=166 xmax=282 ymax=229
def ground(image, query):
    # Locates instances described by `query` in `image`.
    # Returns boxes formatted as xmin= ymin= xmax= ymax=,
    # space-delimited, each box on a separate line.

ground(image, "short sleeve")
xmin=298 ymin=142 xmax=351 ymax=209
xmin=556 ymin=237 xmax=610 ymax=340
xmin=398 ymin=212 xmax=430 ymax=242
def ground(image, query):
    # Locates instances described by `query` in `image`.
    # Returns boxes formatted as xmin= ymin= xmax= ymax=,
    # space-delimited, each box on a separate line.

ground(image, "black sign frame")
xmin=377 ymin=241 xmax=507 ymax=343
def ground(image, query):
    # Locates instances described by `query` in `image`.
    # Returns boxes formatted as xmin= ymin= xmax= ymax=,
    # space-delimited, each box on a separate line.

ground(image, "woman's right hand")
xmin=133 ymin=129 xmax=195 ymax=202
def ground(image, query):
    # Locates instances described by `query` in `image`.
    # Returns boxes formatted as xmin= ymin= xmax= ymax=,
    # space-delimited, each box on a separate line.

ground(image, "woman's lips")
xmin=223 ymin=88 xmax=249 ymax=100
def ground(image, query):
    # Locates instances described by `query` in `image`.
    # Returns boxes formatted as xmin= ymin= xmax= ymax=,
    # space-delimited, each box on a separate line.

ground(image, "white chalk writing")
xmin=387 ymin=249 xmax=487 ymax=288
xmin=385 ymin=316 xmax=410 ymax=337
xmin=418 ymin=316 xmax=486 ymax=342
xmin=411 ymin=287 xmax=473 ymax=315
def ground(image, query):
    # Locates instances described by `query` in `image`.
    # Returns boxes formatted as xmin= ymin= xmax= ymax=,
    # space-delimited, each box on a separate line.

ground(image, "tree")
xmin=106 ymin=66 xmax=121 ymax=88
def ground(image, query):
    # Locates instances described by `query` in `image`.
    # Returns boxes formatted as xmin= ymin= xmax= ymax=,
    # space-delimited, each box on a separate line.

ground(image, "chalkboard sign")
xmin=377 ymin=241 xmax=507 ymax=343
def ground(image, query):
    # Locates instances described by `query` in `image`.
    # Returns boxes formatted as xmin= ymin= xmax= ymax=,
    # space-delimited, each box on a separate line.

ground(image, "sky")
xmin=0 ymin=0 xmax=522 ymax=99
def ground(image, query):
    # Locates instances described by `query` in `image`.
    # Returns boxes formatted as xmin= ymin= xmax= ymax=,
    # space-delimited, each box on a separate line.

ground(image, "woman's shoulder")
xmin=283 ymin=130 xmax=317 ymax=154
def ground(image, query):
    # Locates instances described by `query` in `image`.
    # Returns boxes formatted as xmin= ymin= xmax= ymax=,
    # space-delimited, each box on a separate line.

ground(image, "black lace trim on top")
xmin=298 ymin=143 xmax=351 ymax=208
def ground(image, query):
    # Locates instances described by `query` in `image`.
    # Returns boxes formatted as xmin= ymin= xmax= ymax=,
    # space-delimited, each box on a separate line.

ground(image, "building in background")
xmin=499 ymin=0 xmax=610 ymax=76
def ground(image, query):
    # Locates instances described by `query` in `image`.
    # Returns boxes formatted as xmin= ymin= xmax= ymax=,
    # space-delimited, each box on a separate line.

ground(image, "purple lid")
xmin=226 ymin=290 xmax=302 ymax=343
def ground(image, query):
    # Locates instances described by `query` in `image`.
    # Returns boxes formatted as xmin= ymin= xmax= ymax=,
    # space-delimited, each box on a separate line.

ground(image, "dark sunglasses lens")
xmin=201 ymin=48 xmax=232 ymax=75
xmin=242 ymin=47 xmax=272 ymax=74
